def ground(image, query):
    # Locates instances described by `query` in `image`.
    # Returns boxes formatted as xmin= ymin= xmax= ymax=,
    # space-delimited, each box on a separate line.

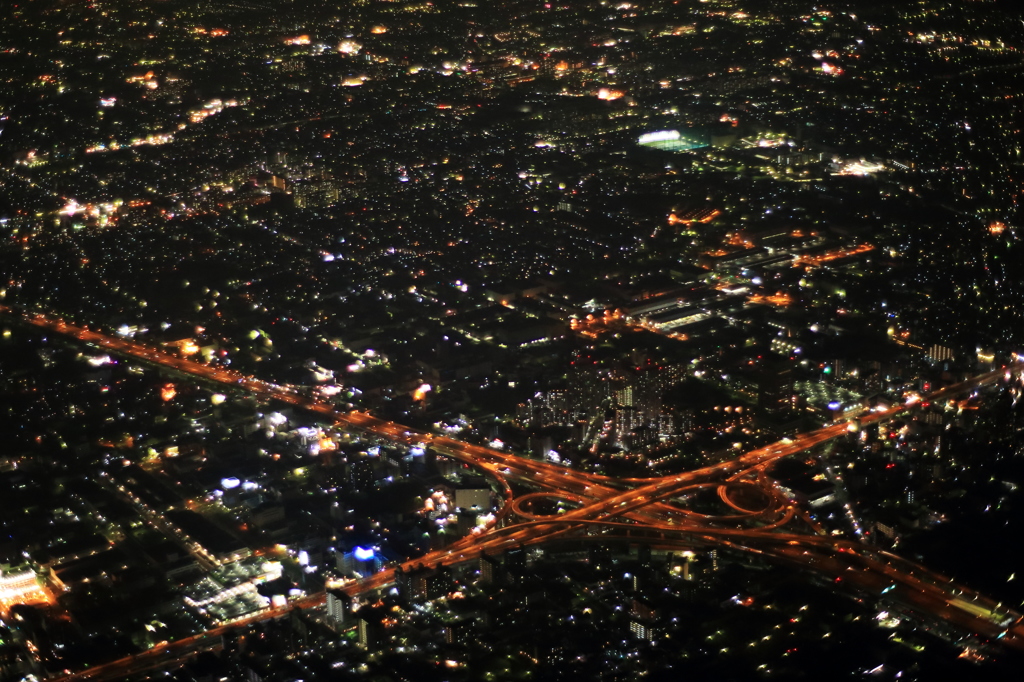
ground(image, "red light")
xmin=886 ymin=462 xmax=896 ymax=469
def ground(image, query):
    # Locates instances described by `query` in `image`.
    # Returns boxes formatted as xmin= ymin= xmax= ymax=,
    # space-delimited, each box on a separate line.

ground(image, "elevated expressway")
xmin=5 ymin=306 xmax=1024 ymax=680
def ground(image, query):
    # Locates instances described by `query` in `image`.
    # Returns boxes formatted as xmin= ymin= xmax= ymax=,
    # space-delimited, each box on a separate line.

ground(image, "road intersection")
xmin=5 ymin=305 xmax=1023 ymax=680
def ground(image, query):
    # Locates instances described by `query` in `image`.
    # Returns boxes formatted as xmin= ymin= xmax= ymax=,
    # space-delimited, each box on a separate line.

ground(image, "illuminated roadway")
xmin=5 ymin=306 xmax=1023 ymax=679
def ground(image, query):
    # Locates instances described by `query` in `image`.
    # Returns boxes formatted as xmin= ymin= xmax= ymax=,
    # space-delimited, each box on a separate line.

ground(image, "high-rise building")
xmin=349 ymin=456 xmax=376 ymax=492
xmin=336 ymin=546 xmax=381 ymax=578
xmin=326 ymin=588 xmax=351 ymax=628
xmin=757 ymin=355 xmax=795 ymax=415
xmin=479 ymin=554 xmax=498 ymax=585
xmin=357 ymin=612 xmax=384 ymax=650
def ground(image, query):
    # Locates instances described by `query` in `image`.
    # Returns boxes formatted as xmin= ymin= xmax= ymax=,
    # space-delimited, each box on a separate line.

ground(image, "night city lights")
xmin=3 ymin=1 xmax=1024 ymax=681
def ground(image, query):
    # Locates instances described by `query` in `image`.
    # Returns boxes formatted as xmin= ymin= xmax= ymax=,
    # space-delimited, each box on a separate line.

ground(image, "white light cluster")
xmin=638 ymin=130 xmax=681 ymax=145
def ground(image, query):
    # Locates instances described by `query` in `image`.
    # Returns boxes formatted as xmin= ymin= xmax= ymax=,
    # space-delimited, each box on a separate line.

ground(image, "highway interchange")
xmin=4 ymin=305 xmax=1023 ymax=680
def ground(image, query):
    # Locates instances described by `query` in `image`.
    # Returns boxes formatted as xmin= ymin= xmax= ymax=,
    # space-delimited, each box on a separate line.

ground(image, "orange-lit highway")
xmin=5 ymin=305 xmax=1024 ymax=680
xmin=45 ymin=593 xmax=325 ymax=682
